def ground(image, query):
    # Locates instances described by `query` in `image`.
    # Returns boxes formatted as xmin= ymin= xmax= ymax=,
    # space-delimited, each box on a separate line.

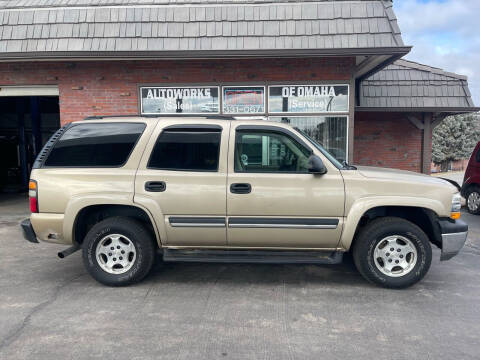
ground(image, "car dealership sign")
xmin=140 ymin=86 xmax=219 ymax=114
xmin=140 ymin=84 xmax=348 ymax=115
xmin=268 ymin=85 xmax=349 ymax=113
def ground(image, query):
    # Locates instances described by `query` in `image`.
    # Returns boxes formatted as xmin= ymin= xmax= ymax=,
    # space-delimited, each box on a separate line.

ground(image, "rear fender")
xmin=64 ymin=194 xmax=164 ymax=247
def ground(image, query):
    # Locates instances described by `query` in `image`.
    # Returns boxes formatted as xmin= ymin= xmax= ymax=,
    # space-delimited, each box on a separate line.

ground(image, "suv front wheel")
xmin=82 ymin=216 xmax=156 ymax=286
xmin=352 ymin=217 xmax=432 ymax=289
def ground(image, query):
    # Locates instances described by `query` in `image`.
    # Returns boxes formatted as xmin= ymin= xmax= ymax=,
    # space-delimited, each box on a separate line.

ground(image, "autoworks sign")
xmin=140 ymin=86 xmax=219 ymax=114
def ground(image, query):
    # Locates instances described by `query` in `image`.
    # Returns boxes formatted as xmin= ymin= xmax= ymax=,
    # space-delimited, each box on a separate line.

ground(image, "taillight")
xmin=29 ymin=180 xmax=38 ymax=213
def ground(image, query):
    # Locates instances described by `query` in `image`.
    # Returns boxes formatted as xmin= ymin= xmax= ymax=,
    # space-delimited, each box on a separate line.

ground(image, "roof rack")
xmin=83 ymin=114 xmax=236 ymax=121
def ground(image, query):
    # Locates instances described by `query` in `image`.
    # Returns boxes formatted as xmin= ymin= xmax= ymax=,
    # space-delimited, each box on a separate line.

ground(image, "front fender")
xmin=339 ymin=196 xmax=445 ymax=250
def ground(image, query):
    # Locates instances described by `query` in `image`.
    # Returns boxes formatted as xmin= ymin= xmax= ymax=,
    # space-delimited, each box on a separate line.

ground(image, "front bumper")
xmin=438 ymin=219 xmax=468 ymax=261
xmin=21 ymin=218 xmax=39 ymax=244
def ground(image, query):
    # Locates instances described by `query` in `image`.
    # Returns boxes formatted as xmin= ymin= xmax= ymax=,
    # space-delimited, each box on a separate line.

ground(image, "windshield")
xmin=294 ymin=128 xmax=344 ymax=169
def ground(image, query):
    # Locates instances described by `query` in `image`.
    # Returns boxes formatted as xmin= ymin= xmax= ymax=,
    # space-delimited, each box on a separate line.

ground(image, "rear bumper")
xmin=30 ymin=212 xmax=67 ymax=244
xmin=21 ymin=218 xmax=39 ymax=244
xmin=438 ymin=219 xmax=468 ymax=261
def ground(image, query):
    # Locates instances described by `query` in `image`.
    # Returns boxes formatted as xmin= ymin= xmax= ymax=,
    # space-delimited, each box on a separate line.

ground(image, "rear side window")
xmin=476 ymin=146 xmax=480 ymax=163
xmin=45 ymin=123 xmax=145 ymax=167
xmin=148 ymin=129 xmax=221 ymax=171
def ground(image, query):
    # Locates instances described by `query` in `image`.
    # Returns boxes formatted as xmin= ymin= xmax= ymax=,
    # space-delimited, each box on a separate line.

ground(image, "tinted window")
xmin=476 ymin=146 xmax=480 ymax=163
xmin=235 ymin=130 xmax=311 ymax=173
xmin=148 ymin=130 xmax=221 ymax=171
xmin=45 ymin=123 xmax=145 ymax=167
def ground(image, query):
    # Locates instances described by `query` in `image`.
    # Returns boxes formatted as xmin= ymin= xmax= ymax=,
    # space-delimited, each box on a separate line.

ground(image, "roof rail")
xmin=83 ymin=114 xmax=236 ymax=120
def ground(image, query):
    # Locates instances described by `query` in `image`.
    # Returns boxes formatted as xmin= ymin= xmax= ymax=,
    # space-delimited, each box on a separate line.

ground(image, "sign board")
xmin=268 ymin=85 xmax=349 ymax=113
xmin=223 ymin=86 xmax=265 ymax=114
xmin=140 ymin=86 xmax=219 ymax=114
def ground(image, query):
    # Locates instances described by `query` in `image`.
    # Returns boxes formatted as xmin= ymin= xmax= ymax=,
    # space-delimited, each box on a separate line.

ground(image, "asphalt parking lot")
xmin=0 ymin=194 xmax=479 ymax=360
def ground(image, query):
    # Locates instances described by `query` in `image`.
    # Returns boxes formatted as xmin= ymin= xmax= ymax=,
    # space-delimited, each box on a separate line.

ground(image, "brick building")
xmin=0 ymin=0 xmax=477 ymax=191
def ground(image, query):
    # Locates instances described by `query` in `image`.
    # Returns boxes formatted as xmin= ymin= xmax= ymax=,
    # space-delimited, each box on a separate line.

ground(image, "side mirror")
xmin=308 ymin=155 xmax=328 ymax=175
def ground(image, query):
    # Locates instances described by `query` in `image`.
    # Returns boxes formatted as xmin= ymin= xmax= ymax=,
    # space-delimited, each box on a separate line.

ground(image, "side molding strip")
xmin=228 ymin=217 xmax=339 ymax=229
xmin=168 ymin=217 xmax=339 ymax=229
xmin=169 ymin=217 xmax=226 ymax=228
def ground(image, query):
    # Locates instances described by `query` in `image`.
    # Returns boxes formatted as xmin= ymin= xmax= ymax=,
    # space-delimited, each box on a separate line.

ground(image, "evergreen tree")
xmin=432 ymin=113 xmax=480 ymax=171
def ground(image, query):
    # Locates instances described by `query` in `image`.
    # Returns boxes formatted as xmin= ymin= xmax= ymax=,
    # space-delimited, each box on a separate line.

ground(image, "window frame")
xmin=42 ymin=122 xmax=146 ymax=169
xmin=234 ymin=125 xmax=314 ymax=174
xmin=147 ymin=125 xmax=223 ymax=172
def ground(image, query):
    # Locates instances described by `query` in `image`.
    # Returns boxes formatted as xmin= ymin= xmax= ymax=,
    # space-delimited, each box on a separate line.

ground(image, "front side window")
xmin=45 ymin=122 xmax=145 ymax=167
xmin=235 ymin=130 xmax=311 ymax=173
xmin=148 ymin=129 xmax=221 ymax=171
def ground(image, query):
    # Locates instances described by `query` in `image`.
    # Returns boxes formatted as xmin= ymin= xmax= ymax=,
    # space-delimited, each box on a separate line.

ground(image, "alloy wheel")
xmin=95 ymin=234 xmax=137 ymax=274
xmin=373 ymin=235 xmax=418 ymax=277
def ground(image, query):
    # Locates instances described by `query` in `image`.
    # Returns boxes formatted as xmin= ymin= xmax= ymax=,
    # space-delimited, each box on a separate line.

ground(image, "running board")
xmin=163 ymin=249 xmax=343 ymax=264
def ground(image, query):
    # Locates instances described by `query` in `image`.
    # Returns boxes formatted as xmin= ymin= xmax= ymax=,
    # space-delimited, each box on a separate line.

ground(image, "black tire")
xmin=465 ymin=186 xmax=480 ymax=215
xmin=82 ymin=216 xmax=156 ymax=286
xmin=352 ymin=217 xmax=432 ymax=289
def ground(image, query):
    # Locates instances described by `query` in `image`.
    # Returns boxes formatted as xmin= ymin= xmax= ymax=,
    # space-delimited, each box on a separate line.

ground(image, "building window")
xmin=44 ymin=123 xmax=145 ymax=167
xmin=235 ymin=130 xmax=311 ymax=173
xmin=270 ymin=116 xmax=348 ymax=163
xmin=268 ymin=85 xmax=349 ymax=113
xmin=139 ymin=83 xmax=350 ymax=163
xmin=222 ymin=86 xmax=265 ymax=114
xmin=148 ymin=129 xmax=221 ymax=171
xmin=140 ymin=86 xmax=219 ymax=114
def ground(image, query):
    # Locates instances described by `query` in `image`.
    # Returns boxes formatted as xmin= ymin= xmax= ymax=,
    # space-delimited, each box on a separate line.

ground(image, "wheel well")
xmin=352 ymin=206 xmax=441 ymax=249
xmin=73 ymin=205 xmax=158 ymax=246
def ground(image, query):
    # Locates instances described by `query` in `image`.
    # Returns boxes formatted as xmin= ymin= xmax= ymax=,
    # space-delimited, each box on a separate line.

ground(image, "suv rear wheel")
xmin=466 ymin=186 xmax=480 ymax=215
xmin=352 ymin=217 xmax=432 ymax=289
xmin=82 ymin=216 xmax=156 ymax=286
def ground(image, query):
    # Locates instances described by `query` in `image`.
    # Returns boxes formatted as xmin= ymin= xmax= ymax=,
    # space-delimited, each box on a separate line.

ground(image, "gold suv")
xmin=21 ymin=116 xmax=468 ymax=288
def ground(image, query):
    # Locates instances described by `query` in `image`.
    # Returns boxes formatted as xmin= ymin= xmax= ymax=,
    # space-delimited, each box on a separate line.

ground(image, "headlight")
xmin=451 ymin=193 xmax=462 ymax=220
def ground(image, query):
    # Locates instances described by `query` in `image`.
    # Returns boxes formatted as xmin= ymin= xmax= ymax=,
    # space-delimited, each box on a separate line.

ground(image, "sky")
xmin=393 ymin=0 xmax=480 ymax=106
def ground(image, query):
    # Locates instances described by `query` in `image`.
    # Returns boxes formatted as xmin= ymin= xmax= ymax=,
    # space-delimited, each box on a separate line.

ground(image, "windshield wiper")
xmin=342 ymin=161 xmax=357 ymax=170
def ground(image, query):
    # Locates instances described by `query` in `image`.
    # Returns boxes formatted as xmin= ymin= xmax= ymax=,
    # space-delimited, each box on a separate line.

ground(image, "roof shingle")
xmin=359 ymin=59 xmax=477 ymax=111
xmin=0 ymin=0 xmax=406 ymax=57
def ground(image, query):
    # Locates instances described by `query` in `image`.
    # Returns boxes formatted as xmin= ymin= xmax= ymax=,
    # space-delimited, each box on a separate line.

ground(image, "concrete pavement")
xmin=0 ymin=195 xmax=479 ymax=360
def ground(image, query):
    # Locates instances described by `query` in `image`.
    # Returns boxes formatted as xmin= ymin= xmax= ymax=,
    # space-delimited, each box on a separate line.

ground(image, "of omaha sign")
xmin=280 ymin=86 xmax=337 ymax=97
xmin=268 ymin=85 xmax=349 ymax=113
